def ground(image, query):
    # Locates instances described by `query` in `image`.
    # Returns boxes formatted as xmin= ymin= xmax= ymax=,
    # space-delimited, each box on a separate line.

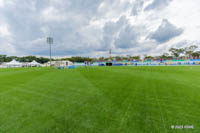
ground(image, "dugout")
xmin=106 ymin=62 xmax=112 ymax=66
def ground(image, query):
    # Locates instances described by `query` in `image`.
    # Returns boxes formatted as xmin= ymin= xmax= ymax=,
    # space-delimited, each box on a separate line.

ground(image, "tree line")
xmin=97 ymin=45 xmax=200 ymax=61
xmin=150 ymin=45 xmax=200 ymax=61
xmin=0 ymin=45 xmax=199 ymax=63
xmin=0 ymin=55 xmax=50 ymax=64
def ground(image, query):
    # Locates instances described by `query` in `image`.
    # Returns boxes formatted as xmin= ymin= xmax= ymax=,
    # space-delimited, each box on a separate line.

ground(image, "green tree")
xmin=184 ymin=45 xmax=198 ymax=59
xmin=144 ymin=55 xmax=154 ymax=61
xmin=0 ymin=55 xmax=7 ymax=63
xmin=130 ymin=56 xmax=140 ymax=61
xmin=169 ymin=48 xmax=184 ymax=58
xmin=191 ymin=51 xmax=200 ymax=59
xmin=160 ymin=53 xmax=172 ymax=60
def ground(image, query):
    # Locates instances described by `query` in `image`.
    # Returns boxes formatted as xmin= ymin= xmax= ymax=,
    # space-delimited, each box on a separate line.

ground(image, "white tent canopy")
xmin=6 ymin=59 xmax=22 ymax=67
xmin=28 ymin=60 xmax=40 ymax=66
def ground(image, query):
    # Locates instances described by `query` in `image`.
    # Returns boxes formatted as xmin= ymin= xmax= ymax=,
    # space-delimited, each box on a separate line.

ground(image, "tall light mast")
xmin=47 ymin=37 xmax=53 ymax=66
xmin=109 ymin=49 xmax=112 ymax=60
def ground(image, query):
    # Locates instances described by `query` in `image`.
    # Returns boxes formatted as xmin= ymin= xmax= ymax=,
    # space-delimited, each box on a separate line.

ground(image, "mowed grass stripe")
xmin=79 ymin=67 xmax=159 ymax=132
xmin=85 ymin=66 xmax=200 ymax=132
xmin=78 ymin=67 xmax=141 ymax=132
xmin=0 ymin=66 xmax=200 ymax=132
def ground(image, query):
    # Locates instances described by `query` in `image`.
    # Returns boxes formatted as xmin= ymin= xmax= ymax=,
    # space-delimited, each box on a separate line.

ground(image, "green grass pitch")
xmin=0 ymin=66 xmax=200 ymax=133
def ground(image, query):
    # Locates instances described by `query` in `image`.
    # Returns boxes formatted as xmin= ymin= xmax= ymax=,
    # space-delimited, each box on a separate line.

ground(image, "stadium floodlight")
xmin=47 ymin=37 xmax=53 ymax=66
xmin=109 ymin=49 xmax=112 ymax=60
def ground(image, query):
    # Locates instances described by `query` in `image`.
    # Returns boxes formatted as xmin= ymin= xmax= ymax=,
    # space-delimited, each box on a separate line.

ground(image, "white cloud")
xmin=145 ymin=0 xmax=172 ymax=11
xmin=148 ymin=19 xmax=184 ymax=43
xmin=0 ymin=24 xmax=11 ymax=37
xmin=41 ymin=7 xmax=67 ymax=22
xmin=0 ymin=0 xmax=199 ymax=57
xmin=0 ymin=0 xmax=3 ymax=7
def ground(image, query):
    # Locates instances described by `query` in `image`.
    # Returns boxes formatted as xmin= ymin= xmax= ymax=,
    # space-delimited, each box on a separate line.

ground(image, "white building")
xmin=43 ymin=60 xmax=73 ymax=67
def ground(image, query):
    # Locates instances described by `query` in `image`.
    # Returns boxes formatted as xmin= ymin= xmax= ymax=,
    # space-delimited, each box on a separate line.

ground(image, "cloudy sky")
xmin=0 ymin=0 xmax=200 ymax=57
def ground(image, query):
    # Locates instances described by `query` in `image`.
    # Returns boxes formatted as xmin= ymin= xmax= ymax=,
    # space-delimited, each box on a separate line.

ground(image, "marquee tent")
xmin=28 ymin=60 xmax=40 ymax=67
xmin=6 ymin=59 xmax=22 ymax=68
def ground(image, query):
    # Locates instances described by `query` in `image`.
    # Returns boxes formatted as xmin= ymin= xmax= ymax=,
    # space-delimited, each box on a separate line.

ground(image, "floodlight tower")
xmin=47 ymin=37 xmax=53 ymax=66
xmin=109 ymin=49 xmax=112 ymax=60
